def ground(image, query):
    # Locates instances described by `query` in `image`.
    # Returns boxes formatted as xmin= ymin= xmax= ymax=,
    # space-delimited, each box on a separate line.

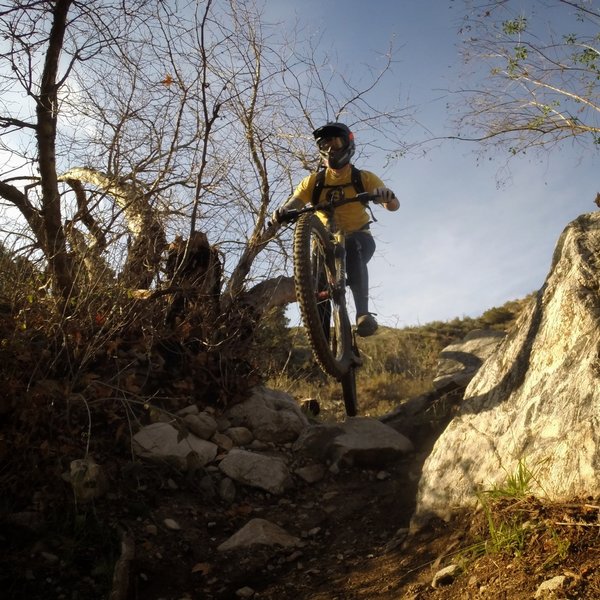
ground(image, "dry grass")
xmin=266 ymin=295 xmax=534 ymax=420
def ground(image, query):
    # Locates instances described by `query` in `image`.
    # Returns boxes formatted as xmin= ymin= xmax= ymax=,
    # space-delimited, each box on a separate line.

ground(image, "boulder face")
xmin=433 ymin=329 xmax=505 ymax=390
xmin=414 ymin=212 xmax=600 ymax=525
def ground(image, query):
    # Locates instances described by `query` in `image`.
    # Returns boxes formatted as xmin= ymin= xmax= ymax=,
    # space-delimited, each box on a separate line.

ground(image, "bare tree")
xmin=454 ymin=0 xmax=600 ymax=155
xmin=0 ymin=0 xmax=409 ymax=326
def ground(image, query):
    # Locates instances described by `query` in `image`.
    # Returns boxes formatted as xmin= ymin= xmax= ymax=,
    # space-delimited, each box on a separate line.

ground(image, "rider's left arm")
xmin=363 ymin=171 xmax=400 ymax=212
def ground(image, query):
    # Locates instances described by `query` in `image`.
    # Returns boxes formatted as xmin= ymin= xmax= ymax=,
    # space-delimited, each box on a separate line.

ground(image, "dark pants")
xmin=345 ymin=231 xmax=375 ymax=317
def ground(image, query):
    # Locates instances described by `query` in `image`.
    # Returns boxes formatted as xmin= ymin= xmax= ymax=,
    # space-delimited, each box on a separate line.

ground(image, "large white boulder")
xmin=414 ymin=212 xmax=600 ymax=525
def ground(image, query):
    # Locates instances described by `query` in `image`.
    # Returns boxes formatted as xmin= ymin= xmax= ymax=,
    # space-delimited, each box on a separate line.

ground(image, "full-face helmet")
xmin=313 ymin=122 xmax=355 ymax=169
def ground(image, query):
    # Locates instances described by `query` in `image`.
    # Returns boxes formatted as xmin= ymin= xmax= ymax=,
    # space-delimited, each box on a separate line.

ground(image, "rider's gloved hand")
xmin=271 ymin=206 xmax=289 ymax=225
xmin=373 ymin=187 xmax=397 ymax=204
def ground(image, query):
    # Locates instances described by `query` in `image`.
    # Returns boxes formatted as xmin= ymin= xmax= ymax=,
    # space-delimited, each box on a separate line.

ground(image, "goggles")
xmin=317 ymin=136 xmax=345 ymax=152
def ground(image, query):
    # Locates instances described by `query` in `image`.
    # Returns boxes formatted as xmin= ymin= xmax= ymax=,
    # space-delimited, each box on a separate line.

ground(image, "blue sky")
xmin=266 ymin=0 xmax=599 ymax=327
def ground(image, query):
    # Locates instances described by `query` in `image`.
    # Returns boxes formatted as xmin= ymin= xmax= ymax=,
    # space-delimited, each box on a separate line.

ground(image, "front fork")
xmin=331 ymin=232 xmax=347 ymax=305
xmin=334 ymin=234 xmax=362 ymax=366
xmin=316 ymin=232 xmax=346 ymax=303
xmin=333 ymin=237 xmax=361 ymax=366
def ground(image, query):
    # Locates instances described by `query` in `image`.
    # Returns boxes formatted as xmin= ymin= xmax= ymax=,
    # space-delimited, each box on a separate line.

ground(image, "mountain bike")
xmin=276 ymin=190 xmax=379 ymax=416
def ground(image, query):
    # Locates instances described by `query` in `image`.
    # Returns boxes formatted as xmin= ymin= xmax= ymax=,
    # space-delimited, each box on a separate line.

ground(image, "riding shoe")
xmin=356 ymin=313 xmax=378 ymax=337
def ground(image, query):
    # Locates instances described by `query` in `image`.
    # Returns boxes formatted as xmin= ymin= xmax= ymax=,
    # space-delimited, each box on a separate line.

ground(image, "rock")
xmin=534 ymin=575 xmax=567 ymax=598
xmin=69 ymin=457 xmax=108 ymax=502
xmin=40 ymin=551 xmax=59 ymax=564
xmin=293 ymin=418 xmax=413 ymax=467
xmin=183 ymin=412 xmax=218 ymax=440
xmin=176 ymin=404 xmax=199 ymax=417
xmin=292 ymin=423 xmax=345 ymax=458
xmin=199 ymin=475 xmax=217 ymax=499
xmin=163 ymin=518 xmax=181 ymax=530
xmin=211 ymin=431 xmax=234 ymax=451
xmin=225 ymin=386 xmax=308 ymax=443
xmin=294 ymin=463 xmax=326 ymax=484
xmin=433 ymin=329 xmax=506 ymax=389
xmin=431 ymin=564 xmax=461 ymax=588
xmin=330 ymin=417 xmax=414 ymax=467
xmin=132 ymin=422 xmax=217 ymax=470
xmin=217 ymin=518 xmax=300 ymax=552
xmin=215 ymin=415 xmax=232 ymax=432
xmin=226 ymin=426 xmax=253 ymax=446
xmin=414 ymin=212 xmax=600 ymax=525
xmin=218 ymin=449 xmax=292 ymax=495
xmin=218 ymin=477 xmax=236 ymax=503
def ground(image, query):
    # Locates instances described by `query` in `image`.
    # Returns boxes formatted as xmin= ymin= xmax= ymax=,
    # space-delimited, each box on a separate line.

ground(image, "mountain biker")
xmin=272 ymin=122 xmax=399 ymax=337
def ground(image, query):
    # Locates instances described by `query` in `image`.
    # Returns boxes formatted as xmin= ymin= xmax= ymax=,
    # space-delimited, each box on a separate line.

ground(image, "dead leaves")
xmin=191 ymin=562 xmax=212 ymax=576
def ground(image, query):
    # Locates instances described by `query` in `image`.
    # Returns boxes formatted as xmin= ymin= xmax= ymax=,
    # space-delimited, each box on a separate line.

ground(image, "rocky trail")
xmin=2 ymin=377 xmax=462 ymax=600
xmin=121 ymin=380 xmax=598 ymax=600
xmin=4 ymin=364 xmax=600 ymax=600
xmin=110 ymin=384 xmax=450 ymax=600
xmin=129 ymin=432 xmax=426 ymax=600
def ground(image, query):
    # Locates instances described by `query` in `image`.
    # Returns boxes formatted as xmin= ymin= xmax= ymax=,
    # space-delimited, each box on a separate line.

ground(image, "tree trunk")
xmin=36 ymin=0 xmax=74 ymax=300
xmin=59 ymin=167 xmax=167 ymax=288
xmin=164 ymin=232 xmax=222 ymax=329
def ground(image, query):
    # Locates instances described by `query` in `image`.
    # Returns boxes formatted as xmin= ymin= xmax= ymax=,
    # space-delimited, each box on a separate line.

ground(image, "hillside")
xmin=7 ymin=293 xmax=591 ymax=600
xmin=268 ymin=295 xmax=533 ymax=420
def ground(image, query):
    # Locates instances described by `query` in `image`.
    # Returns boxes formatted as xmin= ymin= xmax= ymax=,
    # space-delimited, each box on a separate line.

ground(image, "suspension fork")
xmin=331 ymin=231 xmax=347 ymax=304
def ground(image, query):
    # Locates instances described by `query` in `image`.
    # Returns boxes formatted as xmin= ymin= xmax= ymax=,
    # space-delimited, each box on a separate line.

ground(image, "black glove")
xmin=373 ymin=187 xmax=397 ymax=204
xmin=271 ymin=206 xmax=289 ymax=224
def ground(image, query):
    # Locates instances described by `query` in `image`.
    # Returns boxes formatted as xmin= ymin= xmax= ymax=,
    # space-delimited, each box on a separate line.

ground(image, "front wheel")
xmin=340 ymin=366 xmax=358 ymax=417
xmin=293 ymin=214 xmax=354 ymax=379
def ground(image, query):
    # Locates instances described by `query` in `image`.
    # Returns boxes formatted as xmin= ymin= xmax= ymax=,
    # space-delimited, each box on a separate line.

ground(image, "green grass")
xmin=473 ymin=459 xmax=557 ymax=559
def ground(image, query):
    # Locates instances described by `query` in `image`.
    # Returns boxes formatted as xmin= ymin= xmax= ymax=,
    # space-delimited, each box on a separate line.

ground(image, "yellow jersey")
xmin=292 ymin=164 xmax=384 ymax=233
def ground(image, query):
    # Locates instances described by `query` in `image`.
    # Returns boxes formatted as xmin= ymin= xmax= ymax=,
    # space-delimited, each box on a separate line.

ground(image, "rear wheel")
xmin=294 ymin=214 xmax=353 ymax=379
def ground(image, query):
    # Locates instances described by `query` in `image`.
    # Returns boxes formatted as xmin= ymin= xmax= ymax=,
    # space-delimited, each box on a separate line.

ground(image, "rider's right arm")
xmin=276 ymin=172 xmax=316 ymax=214
xmin=281 ymin=196 xmax=305 ymax=211
xmin=288 ymin=173 xmax=316 ymax=207
xmin=271 ymin=196 xmax=306 ymax=224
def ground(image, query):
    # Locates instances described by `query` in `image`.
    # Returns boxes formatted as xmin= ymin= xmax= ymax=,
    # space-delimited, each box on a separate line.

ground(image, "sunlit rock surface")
xmin=414 ymin=212 xmax=600 ymax=525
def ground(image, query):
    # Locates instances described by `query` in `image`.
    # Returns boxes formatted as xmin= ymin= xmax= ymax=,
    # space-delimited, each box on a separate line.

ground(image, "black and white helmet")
xmin=313 ymin=122 xmax=355 ymax=169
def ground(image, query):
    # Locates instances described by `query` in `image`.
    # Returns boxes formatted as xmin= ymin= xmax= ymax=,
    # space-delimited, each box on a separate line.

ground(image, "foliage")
xmin=485 ymin=458 xmax=538 ymax=500
xmin=0 ymin=0 xmax=409 ymax=305
xmin=251 ymin=305 xmax=294 ymax=376
xmin=456 ymin=0 xmax=600 ymax=155
xmin=1 ymin=504 xmax=119 ymax=598
xmin=468 ymin=459 xmax=574 ymax=565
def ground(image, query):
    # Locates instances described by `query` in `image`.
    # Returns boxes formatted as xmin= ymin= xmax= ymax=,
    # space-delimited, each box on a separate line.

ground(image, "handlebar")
xmin=275 ymin=192 xmax=381 ymax=226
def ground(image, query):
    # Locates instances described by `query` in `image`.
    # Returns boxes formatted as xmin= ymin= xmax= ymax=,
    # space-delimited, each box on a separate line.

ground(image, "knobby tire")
xmin=341 ymin=365 xmax=358 ymax=417
xmin=293 ymin=214 xmax=354 ymax=379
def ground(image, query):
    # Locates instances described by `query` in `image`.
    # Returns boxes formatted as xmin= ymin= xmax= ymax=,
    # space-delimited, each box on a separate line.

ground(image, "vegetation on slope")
xmin=266 ymin=295 xmax=534 ymax=419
